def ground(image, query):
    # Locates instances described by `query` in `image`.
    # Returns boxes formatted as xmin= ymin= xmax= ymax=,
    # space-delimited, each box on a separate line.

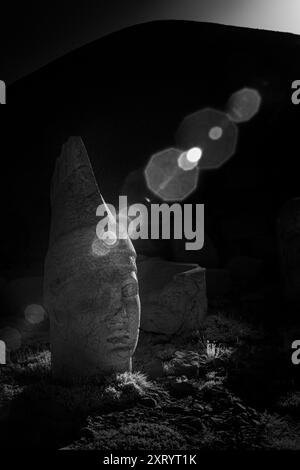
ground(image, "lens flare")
xmin=209 ymin=126 xmax=223 ymax=140
xmin=226 ymin=88 xmax=261 ymax=123
xmin=175 ymin=108 xmax=238 ymax=170
xmin=145 ymin=147 xmax=199 ymax=201
xmin=178 ymin=151 xmax=198 ymax=171
xmin=102 ymin=230 xmax=118 ymax=246
xmin=186 ymin=146 xmax=202 ymax=163
xmin=24 ymin=304 xmax=47 ymax=324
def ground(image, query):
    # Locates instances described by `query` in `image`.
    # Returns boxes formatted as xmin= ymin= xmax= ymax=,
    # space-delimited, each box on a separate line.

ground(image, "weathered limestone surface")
xmin=44 ymin=137 xmax=140 ymax=381
xmin=137 ymin=256 xmax=207 ymax=339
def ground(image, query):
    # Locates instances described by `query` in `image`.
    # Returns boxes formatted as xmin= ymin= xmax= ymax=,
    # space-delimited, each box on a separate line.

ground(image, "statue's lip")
xmin=107 ymin=333 xmax=131 ymax=347
xmin=107 ymin=320 xmax=128 ymax=329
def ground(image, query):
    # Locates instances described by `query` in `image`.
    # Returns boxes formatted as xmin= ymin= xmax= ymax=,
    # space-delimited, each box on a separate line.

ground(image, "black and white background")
xmin=1 ymin=0 xmax=300 ymax=462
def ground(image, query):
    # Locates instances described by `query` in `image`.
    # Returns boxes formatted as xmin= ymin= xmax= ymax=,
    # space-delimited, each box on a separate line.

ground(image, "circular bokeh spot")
xmin=24 ymin=304 xmax=47 ymax=324
xmin=175 ymin=108 xmax=238 ymax=170
xmin=209 ymin=126 xmax=223 ymax=140
xmin=145 ymin=147 xmax=199 ymax=201
xmin=177 ymin=151 xmax=198 ymax=171
xmin=186 ymin=146 xmax=202 ymax=163
xmin=102 ymin=230 xmax=118 ymax=246
xmin=226 ymin=88 xmax=261 ymax=123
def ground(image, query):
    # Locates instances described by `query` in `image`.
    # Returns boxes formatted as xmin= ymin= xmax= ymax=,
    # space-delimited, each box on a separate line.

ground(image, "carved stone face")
xmin=91 ymin=235 xmax=140 ymax=364
xmin=44 ymin=228 xmax=140 ymax=381
xmin=44 ymin=136 xmax=141 ymax=381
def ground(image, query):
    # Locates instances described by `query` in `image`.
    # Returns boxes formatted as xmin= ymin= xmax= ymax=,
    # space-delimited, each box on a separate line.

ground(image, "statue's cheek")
xmin=122 ymin=294 xmax=140 ymax=350
xmin=120 ymin=273 xmax=140 ymax=349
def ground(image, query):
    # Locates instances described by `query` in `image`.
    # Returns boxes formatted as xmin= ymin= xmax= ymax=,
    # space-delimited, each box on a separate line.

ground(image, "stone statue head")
xmin=44 ymin=137 xmax=140 ymax=381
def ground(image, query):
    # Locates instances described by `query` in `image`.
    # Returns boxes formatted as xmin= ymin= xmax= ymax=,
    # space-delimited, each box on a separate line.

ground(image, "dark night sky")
xmin=2 ymin=1 xmax=300 ymax=84
xmin=1 ymin=19 xmax=300 ymax=278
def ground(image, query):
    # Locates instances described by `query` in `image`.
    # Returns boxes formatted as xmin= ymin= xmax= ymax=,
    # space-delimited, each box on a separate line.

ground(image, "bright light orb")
xmin=226 ymin=88 xmax=262 ymax=123
xmin=178 ymin=152 xmax=198 ymax=171
xmin=209 ymin=126 xmax=223 ymax=141
xmin=175 ymin=108 xmax=238 ymax=170
xmin=145 ymin=147 xmax=199 ymax=201
xmin=178 ymin=146 xmax=202 ymax=172
xmin=102 ymin=230 xmax=118 ymax=246
xmin=186 ymin=146 xmax=202 ymax=163
xmin=24 ymin=304 xmax=47 ymax=325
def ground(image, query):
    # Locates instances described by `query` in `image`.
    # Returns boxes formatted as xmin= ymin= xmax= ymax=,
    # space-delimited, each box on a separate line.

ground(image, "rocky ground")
xmin=0 ymin=303 xmax=300 ymax=450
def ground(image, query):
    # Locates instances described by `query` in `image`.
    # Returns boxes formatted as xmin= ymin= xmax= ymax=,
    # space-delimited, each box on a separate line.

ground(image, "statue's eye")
xmin=121 ymin=271 xmax=138 ymax=298
xmin=122 ymin=282 xmax=138 ymax=298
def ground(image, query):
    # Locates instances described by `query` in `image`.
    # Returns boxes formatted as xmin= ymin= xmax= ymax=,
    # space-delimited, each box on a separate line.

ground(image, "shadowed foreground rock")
xmin=44 ymin=137 xmax=140 ymax=381
xmin=137 ymin=256 xmax=207 ymax=340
